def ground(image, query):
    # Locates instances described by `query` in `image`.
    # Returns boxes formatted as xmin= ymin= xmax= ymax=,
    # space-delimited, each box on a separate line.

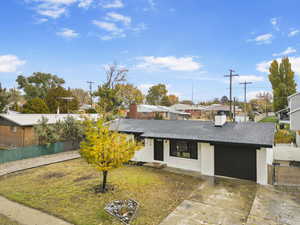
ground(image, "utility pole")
xmin=240 ymin=81 xmax=252 ymax=122
xmin=87 ymin=81 xmax=95 ymax=106
xmin=224 ymin=69 xmax=239 ymax=120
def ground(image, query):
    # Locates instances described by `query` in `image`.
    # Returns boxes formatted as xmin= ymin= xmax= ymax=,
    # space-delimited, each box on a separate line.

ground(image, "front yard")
xmin=0 ymin=159 xmax=201 ymax=225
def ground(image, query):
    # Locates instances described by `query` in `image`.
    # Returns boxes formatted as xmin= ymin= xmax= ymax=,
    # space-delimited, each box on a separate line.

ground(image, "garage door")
xmin=214 ymin=144 xmax=257 ymax=181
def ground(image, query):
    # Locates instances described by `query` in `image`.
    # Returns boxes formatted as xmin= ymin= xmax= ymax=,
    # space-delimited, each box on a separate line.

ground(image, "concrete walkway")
xmin=0 ymin=196 xmax=72 ymax=225
xmin=0 ymin=151 xmax=80 ymax=225
xmin=0 ymin=151 xmax=80 ymax=176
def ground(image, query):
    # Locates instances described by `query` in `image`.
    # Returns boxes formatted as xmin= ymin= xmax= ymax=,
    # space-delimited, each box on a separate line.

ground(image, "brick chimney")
xmin=128 ymin=103 xmax=138 ymax=119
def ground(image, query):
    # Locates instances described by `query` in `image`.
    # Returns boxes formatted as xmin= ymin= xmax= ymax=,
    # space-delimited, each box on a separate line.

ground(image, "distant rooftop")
xmin=137 ymin=104 xmax=190 ymax=115
xmin=0 ymin=114 xmax=99 ymax=126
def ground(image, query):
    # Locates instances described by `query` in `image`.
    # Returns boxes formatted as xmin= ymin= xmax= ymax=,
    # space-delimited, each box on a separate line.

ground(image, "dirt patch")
xmin=41 ymin=172 xmax=65 ymax=179
xmin=73 ymin=174 xmax=94 ymax=182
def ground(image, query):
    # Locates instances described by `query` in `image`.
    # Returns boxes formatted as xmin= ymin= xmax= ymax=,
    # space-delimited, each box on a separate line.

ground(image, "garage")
xmin=214 ymin=144 xmax=257 ymax=181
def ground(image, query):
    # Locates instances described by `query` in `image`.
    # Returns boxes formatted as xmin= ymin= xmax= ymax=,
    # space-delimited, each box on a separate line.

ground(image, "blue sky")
xmin=1 ymin=0 xmax=300 ymax=102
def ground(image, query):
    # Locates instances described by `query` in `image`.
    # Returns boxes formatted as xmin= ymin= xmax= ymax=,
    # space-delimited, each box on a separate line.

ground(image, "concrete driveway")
xmin=160 ymin=176 xmax=300 ymax=225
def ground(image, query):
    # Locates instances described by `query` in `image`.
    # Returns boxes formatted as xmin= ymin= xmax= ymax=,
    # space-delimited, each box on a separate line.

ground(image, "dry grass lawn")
xmin=0 ymin=159 xmax=201 ymax=225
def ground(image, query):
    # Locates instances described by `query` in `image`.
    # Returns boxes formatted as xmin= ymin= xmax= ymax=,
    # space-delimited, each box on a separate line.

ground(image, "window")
xmin=10 ymin=126 xmax=17 ymax=133
xmin=170 ymin=140 xmax=198 ymax=159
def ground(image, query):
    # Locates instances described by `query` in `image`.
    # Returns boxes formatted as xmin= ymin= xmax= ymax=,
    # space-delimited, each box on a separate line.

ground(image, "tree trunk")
xmin=102 ymin=171 xmax=108 ymax=192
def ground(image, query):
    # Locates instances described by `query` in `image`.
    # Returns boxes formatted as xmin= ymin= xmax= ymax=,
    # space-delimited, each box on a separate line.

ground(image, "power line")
xmin=224 ymin=69 xmax=239 ymax=120
xmin=87 ymin=81 xmax=95 ymax=106
xmin=240 ymin=81 xmax=252 ymax=122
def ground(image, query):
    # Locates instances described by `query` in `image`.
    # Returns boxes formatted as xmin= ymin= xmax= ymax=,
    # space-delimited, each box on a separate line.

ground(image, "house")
xmin=127 ymin=104 xmax=190 ymax=120
xmin=288 ymin=92 xmax=300 ymax=146
xmin=111 ymin=115 xmax=275 ymax=185
xmin=170 ymin=104 xmax=206 ymax=119
xmin=0 ymin=113 xmax=98 ymax=148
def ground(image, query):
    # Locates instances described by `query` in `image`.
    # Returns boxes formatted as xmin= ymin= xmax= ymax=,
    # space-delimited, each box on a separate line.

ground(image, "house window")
xmin=170 ymin=140 xmax=198 ymax=159
xmin=10 ymin=126 xmax=17 ymax=133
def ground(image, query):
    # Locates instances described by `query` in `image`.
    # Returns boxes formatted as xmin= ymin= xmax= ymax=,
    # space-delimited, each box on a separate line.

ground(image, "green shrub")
xmin=275 ymin=129 xmax=295 ymax=144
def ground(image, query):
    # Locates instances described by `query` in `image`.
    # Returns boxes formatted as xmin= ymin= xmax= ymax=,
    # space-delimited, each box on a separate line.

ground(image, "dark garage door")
xmin=214 ymin=144 xmax=257 ymax=181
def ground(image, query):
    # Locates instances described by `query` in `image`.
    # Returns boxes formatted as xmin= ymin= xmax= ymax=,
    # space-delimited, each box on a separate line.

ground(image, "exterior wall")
xmin=163 ymin=140 xmax=201 ymax=171
xmin=296 ymin=132 xmax=300 ymax=147
xmin=0 ymin=125 xmax=39 ymax=148
xmin=257 ymin=148 xmax=270 ymax=185
xmin=289 ymin=94 xmax=300 ymax=111
xmin=0 ymin=125 xmax=24 ymax=147
xmin=200 ymin=143 xmax=214 ymax=176
xmin=290 ymin=110 xmax=300 ymax=131
xmin=132 ymin=136 xmax=270 ymax=185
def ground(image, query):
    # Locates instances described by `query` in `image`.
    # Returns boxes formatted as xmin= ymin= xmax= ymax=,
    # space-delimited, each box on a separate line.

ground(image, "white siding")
xmin=200 ymin=143 xmax=214 ymax=176
xmin=257 ymin=148 xmax=268 ymax=185
xmin=132 ymin=138 xmax=154 ymax=162
xmin=165 ymin=140 xmax=202 ymax=171
xmin=290 ymin=110 xmax=300 ymax=131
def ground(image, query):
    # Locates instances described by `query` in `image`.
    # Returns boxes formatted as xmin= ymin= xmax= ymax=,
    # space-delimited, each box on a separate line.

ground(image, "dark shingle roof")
xmin=111 ymin=119 xmax=275 ymax=147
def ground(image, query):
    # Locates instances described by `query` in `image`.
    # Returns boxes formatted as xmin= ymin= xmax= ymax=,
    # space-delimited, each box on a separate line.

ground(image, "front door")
xmin=154 ymin=139 xmax=164 ymax=161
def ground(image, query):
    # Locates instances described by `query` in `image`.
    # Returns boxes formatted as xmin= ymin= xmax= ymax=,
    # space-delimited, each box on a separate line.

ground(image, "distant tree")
xmin=220 ymin=96 xmax=229 ymax=104
xmin=167 ymin=94 xmax=179 ymax=105
xmin=146 ymin=84 xmax=168 ymax=105
xmin=80 ymin=118 xmax=142 ymax=193
xmin=16 ymin=72 xmax=65 ymax=99
xmin=94 ymin=63 xmax=128 ymax=118
xmin=60 ymin=116 xmax=84 ymax=147
xmin=0 ymin=83 xmax=9 ymax=113
xmin=250 ymin=92 xmax=272 ymax=114
xmin=115 ymin=83 xmax=144 ymax=106
xmin=34 ymin=117 xmax=62 ymax=145
xmin=22 ymin=98 xmax=50 ymax=113
xmin=180 ymin=100 xmax=193 ymax=105
xmin=269 ymin=58 xmax=297 ymax=111
xmin=45 ymin=86 xmax=79 ymax=113
xmin=71 ymin=88 xmax=90 ymax=106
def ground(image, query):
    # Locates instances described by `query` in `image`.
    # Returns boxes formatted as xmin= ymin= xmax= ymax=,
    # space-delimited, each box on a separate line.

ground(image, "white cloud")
xmin=26 ymin=0 xmax=91 ymax=19
xmin=233 ymin=75 xmax=264 ymax=83
xmin=288 ymin=29 xmax=300 ymax=37
xmin=270 ymin=17 xmax=279 ymax=31
xmin=78 ymin=0 xmax=93 ymax=8
xmin=37 ymin=7 xmax=66 ymax=18
xmin=101 ymin=0 xmax=124 ymax=8
xmin=92 ymin=20 xmax=122 ymax=32
xmin=0 ymin=55 xmax=26 ymax=73
xmin=56 ymin=28 xmax=79 ymax=38
xmin=31 ymin=0 xmax=77 ymax=19
xmin=35 ymin=18 xmax=48 ymax=23
xmin=272 ymin=47 xmax=296 ymax=57
xmin=256 ymin=57 xmax=300 ymax=74
xmin=144 ymin=0 xmax=156 ymax=11
xmin=250 ymin=33 xmax=273 ymax=44
xmin=136 ymin=56 xmax=202 ymax=72
xmin=105 ymin=12 xmax=131 ymax=26
xmin=131 ymin=23 xmax=147 ymax=32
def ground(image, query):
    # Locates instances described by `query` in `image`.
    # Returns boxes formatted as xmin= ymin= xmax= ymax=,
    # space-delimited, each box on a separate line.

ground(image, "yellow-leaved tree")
xmin=80 ymin=118 xmax=142 ymax=193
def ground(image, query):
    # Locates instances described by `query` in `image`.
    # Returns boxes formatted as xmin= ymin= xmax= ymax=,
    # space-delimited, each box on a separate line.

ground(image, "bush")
xmin=275 ymin=129 xmax=296 ymax=144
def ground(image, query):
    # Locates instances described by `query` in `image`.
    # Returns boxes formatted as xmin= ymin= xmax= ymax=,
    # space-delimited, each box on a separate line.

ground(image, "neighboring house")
xmin=170 ymin=104 xmax=206 ymax=119
xmin=111 ymin=115 xmax=275 ymax=185
xmin=288 ymin=92 xmax=300 ymax=146
xmin=0 ymin=114 xmax=98 ymax=148
xmin=127 ymin=104 xmax=190 ymax=120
